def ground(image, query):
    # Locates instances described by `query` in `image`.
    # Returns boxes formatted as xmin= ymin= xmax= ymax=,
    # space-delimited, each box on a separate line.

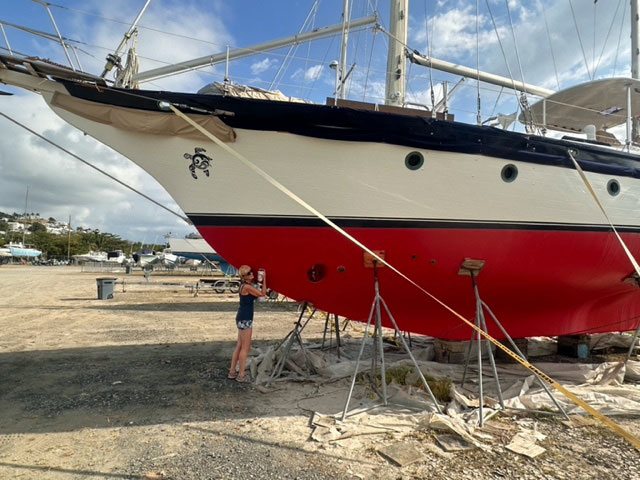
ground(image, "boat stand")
xmin=321 ymin=312 xmax=342 ymax=358
xmin=341 ymin=262 xmax=443 ymax=420
xmin=459 ymin=259 xmax=569 ymax=425
xmin=266 ymin=301 xmax=318 ymax=386
xmin=626 ymin=321 xmax=640 ymax=361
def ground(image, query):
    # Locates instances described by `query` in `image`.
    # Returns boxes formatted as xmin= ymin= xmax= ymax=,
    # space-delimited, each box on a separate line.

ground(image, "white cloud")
xmin=0 ymin=92 xmax=193 ymax=241
xmin=250 ymin=57 xmax=278 ymax=75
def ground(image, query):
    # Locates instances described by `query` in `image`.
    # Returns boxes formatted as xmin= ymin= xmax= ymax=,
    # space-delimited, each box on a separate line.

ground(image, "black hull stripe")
xmin=187 ymin=214 xmax=640 ymax=233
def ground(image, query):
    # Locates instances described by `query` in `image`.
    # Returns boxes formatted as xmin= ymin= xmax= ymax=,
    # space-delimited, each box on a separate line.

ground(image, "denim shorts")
xmin=236 ymin=319 xmax=253 ymax=330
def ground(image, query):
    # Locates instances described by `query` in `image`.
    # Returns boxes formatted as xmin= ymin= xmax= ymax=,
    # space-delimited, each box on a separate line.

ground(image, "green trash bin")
xmin=96 ymin=277 xmax=117 ymax=300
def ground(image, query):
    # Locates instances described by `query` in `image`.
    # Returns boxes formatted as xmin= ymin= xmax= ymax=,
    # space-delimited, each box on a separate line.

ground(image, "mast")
xmin=101 ymin=0 xmax=152 ymax=78
xmin=338 ymin=0 xmax=350 ymax=100
xmin=632 ymin=0 xmax=640 ymax=142
xmin=632 ymin=0 xmax=640 ymax=79
xmin=385 ymin=0 xmax=408 ymax=106
xmin=22 ymin=186 xmax=29 ymax=245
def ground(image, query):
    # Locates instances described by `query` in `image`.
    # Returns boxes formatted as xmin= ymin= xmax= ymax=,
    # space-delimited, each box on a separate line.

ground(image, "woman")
xmin=229 ymin=265 xmax=266 ymax=383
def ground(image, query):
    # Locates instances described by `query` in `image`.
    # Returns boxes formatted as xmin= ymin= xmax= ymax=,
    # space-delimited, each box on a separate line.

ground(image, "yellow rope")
xmin=169 ymin=104 xmax=640 ymax=450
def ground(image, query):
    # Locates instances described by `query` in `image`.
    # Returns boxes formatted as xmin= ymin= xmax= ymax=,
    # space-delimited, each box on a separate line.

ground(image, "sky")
xmin=0 ymin=0 xmax=633 ymax=242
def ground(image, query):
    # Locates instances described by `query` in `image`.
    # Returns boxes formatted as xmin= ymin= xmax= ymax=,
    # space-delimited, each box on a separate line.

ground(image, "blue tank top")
xmin=236 ymin=283 xmax=256 ymax=321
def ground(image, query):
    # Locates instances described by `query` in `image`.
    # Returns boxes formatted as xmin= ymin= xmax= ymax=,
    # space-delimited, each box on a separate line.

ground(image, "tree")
xmin=48 ymin=217 xmax=56 ymax=222
xmin=29 ymin=223 xmax=46 ymax=233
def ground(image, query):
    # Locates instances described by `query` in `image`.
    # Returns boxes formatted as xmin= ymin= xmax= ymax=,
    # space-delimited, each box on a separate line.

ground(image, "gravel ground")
xmin=0 ymin=265 xmax=639 ymax=479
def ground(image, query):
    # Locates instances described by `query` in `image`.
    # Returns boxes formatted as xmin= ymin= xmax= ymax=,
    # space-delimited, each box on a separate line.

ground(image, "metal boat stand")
xmin=341 ymin=262 xmax=443 ymax=420
xmin=626 ymin=321 xmax=640 ymax=361
xmin=459 ymin=259 xmax=569 ymax=426
xmin=321 ymin=312 xmax=342 ymax=358
xmin=266 ymin=301 xmax=318 ymax=386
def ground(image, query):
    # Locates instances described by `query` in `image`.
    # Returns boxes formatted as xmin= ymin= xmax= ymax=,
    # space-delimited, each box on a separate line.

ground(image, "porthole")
xmin=405 ymin=151 xmax=424 ymax=170
xmin=501 ymin=164 xmax=518 ymax=183
xmin=607 ymin=179 xmax=620 ymax=196
xmin=307 ymin=264 xmax=326 ymax=283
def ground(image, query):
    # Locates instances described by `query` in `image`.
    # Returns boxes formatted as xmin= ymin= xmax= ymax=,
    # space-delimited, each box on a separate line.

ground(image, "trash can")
xmin=125 ymin=265 xmax=132 ymax=274
xmin=96 ymin=277 xmax=117 ymax=300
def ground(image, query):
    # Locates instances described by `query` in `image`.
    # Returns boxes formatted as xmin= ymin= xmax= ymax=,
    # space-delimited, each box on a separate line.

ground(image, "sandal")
xmin=227 ymin=373 xmax=238 ymax=380
xmin=235 ymin=375 xmax=251 ymax=384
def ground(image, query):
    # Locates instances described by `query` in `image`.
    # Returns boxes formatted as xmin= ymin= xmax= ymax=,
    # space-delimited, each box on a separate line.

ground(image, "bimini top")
xmin=523 ymin=77 xmax=640 ymax=133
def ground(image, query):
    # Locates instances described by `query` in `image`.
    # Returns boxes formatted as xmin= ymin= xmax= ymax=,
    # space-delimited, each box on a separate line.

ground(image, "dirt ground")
xmin=0 ymin=265 xmax=639 ymax=479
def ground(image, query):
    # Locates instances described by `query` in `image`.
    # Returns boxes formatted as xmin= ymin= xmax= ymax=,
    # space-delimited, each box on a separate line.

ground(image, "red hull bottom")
xmin=197 ymin=226 xmax=640 ymax=340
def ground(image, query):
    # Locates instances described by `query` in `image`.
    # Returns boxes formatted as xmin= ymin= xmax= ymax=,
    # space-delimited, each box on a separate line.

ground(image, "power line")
xmin=0 ymin=110 xmax=191 ymax=225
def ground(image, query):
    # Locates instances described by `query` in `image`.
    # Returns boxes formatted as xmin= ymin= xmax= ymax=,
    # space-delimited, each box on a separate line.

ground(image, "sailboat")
xmin=1 ymin=1 xmax=640 ymax=340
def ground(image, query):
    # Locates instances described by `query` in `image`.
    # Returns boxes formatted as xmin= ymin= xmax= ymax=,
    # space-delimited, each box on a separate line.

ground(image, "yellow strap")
xmin=567 ymin=150 xmax=640 ymax=276
xmin=169 ymin=105 xmax=640 ymax=450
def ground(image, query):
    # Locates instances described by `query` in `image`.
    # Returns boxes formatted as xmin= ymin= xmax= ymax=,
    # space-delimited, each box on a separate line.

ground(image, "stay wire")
xmin=0 ymin=110 xmax=191 ymax=225
xmin=593 ymin=0 xmax=624 ymax=78
xmin=484 ymin=1 xmax=521 ymax=112
xmin=568 ymin=0 xmax=592 ymax=80
xmin=613 ymin=0 xmax=627 ymax=77
xmin=540 ymin=0 xmax=560 ymax=90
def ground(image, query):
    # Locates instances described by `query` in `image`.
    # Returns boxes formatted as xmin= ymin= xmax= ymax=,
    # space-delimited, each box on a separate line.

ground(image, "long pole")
xmin=22 ymin=186 xmax=29 ymax=245
xmin=67 ymin=214 xmax=71 ymax=262
xmin=408 ymin=51 xmax=554 ymax=99
xmin=133 ymin=15 xmax=377 ymax=83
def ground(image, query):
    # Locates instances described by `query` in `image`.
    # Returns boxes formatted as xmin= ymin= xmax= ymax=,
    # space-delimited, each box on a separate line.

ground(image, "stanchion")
xmin=266 ymin=301 xmax=317 ymax=386
xmin=321 ymin=312 xmax=342 ymax=358
xmin=341 ymin=260 xmax=443 ymax=420
xmin=459 ymin=259 xmax=569 ymax=425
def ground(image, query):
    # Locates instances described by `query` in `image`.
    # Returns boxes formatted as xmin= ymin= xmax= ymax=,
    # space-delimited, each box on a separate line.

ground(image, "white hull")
xmin=45 ymin=92 xmax=640 ymax=228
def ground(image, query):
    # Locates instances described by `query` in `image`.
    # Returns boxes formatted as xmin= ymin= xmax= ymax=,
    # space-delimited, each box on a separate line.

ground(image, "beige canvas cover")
xmin=50 ymin=91 xmax=236 ymax=142
xmin=523 ymin=77 xmax=640 ymax=133
xmin=198 ymin=82 xmax=309 ymax=103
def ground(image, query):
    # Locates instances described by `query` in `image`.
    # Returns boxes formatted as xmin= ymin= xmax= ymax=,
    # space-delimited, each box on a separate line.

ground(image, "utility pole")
xmin=67 ymin=214 xmax=71 ymax=263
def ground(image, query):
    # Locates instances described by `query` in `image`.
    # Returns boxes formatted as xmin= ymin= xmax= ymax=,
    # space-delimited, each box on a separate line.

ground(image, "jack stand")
xmin=267 ymin=301 xmax=317 ymax=386
xmin=321 ymin=312 xmax=341 ymax=358
xmin=626 ymin=321 xmax=640 ymax=361
xmin=394 ymin=330 xmax=412 ymax=349
xmin=341 ymin=262 xmax=443 ymax=420
xmin=459 ymin=259 xmax=569 ymax=425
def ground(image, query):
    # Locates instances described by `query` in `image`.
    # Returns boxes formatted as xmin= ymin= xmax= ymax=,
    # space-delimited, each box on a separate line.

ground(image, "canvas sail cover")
xmin=49 ymin=91 xmax=236 ymax=142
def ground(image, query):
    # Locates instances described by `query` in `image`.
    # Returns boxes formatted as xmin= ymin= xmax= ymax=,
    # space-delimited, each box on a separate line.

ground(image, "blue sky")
xmin=0 ymin=0 xmax=633 ymax=242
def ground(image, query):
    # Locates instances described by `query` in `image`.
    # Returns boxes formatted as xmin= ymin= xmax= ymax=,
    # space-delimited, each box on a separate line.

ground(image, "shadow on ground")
xmin=0 ymin=340 xmax=308 ymax=435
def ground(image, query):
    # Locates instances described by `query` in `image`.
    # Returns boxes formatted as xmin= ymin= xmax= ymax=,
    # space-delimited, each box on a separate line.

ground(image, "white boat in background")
xmin=132 ymin=248 xmax=157 ymax=266
xmin=72 ymin=251 xmax=108 ymax=263
xmin=159 ymin=248 xmax=180 ymax=267
xmin=5 ymin=242 xmax=42 ymax=258
xmin=105 ymin=250 xmax=127 ymax=264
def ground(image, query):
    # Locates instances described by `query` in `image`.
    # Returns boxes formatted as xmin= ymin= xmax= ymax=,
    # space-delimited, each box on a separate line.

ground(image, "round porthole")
xmin=607 ymin=179 xmax=620 ymax=196
xmin=405 ymin=151 xmax=424 ymax=170
xmin=307 ymin=264 xmax=326 ymax=283
xmin=501 ymin=164 xmax=518 ymax=183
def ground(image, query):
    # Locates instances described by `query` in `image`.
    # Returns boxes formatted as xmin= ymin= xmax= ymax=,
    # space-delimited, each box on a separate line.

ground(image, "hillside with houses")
xmin=0 ymin=211 xmax=146 ymax=260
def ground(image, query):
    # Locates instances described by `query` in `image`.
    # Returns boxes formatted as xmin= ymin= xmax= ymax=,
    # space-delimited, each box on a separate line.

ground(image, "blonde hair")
xmin=238 ymin=264 xmax=252 ymax=281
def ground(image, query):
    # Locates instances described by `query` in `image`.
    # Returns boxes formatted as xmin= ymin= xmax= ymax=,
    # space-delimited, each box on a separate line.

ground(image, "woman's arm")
xmin=243 ymin=271 xmax=267 ymax=297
